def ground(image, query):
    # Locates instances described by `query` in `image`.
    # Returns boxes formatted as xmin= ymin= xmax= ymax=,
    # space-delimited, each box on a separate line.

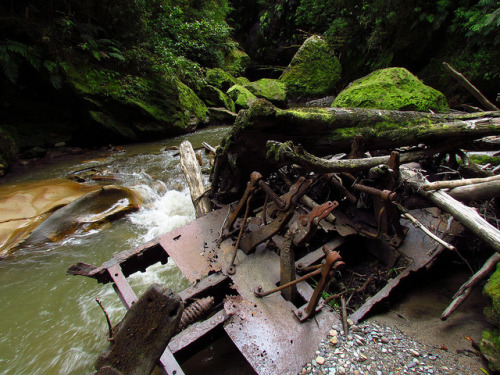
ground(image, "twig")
xmin=341 ymin=295 xmax=349 ymax=335
xmin=96 ymin=298 xmax=114 ymax=342
xmin=421 ymin=174 xmax=500 ymax=191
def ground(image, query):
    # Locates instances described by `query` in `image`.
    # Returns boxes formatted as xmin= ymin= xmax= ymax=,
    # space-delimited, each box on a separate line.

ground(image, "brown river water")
xmin=0 ymin=126 xmax=230 ymax=375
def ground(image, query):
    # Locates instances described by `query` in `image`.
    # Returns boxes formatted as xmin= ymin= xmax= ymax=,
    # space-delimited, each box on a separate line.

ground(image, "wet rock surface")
xmin=300 ymin=320 xmax=486 ymax=375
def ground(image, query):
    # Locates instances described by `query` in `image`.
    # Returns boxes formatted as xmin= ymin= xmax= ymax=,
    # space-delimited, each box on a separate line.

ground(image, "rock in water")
xmin=20 ymin=185 xmax=142 ymax=246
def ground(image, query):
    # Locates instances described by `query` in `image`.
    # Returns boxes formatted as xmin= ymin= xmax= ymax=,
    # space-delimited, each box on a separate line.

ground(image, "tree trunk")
xmin=180 ymin=140 xmax=211 ymax=217
xmin=210 ymin=99 xmax=500 ymax=202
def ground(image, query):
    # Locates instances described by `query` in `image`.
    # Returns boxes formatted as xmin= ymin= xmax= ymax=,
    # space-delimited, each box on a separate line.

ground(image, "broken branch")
xmin=421 ymin=174 xmax=500 ymax=191
xmin=443 ymin=62 xmax=500 ymax=111
xmin=441 ymin=252 xmax=500 ymax=320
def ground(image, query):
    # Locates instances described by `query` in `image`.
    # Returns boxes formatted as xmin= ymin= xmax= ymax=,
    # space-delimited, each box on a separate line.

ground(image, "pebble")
xmin=299 ymin=320 xmax=481 ymax=375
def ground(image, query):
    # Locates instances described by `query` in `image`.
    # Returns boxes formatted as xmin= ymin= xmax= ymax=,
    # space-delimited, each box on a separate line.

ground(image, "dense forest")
xmin=0 ymin=0 xmax=499 ymax=173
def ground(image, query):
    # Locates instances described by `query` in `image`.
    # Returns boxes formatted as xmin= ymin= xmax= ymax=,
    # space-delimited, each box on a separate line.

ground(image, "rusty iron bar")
xmin=294 ymin=247 xmax=345 ymax=321
xmin=254 ymin=267 xmax=323 ymax=298
xmin=325 ymin=173 xmax=357 ymax=204
xmin=178 ymin=296 xmax=215 ymax=331
xmin=258 ymin=180 xmax=286 ymax=209
xmin=352 ymin=183 xmax=396 ymax=201
xmin=296 ymin=263 xmax=322 ymax=275
xmin=227 ymin=191 xmax=254 ymax=274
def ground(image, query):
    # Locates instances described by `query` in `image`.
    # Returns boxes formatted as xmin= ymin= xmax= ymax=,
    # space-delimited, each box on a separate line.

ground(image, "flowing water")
xmin=0 ymin=126 xmax=231 ymax=375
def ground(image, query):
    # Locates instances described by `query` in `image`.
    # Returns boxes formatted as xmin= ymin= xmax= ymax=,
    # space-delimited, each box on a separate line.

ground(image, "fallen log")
xmin=401 ymin=168 xmax=500 ymax=254
xmin=448 ymin=181 xmax=500 ymax=201
xmin=180 ymin=140 xmax=211 ymax=218
xmin=94 ymin=284 xmax=183 ymax=375
xmin=441 ymin=252 xmax=500 ymax=320
xmin=210 ymin=99 xmax=500 ymax=201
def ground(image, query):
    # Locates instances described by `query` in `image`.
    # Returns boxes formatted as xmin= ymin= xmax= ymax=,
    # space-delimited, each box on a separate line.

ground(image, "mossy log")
xmin=211 ymin=100 xmax=500 ymax=201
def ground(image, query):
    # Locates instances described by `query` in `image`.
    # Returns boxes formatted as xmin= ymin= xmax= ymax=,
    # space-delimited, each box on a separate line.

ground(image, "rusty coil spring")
xmin=258 ymin=180 xmax=286 ymax=209
xmin=178 ymin=296 xmax=215 ymax=331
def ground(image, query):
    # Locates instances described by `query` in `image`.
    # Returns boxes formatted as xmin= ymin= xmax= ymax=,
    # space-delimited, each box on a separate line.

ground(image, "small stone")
xmin=347 ymin=318 xmax=354 ymax=326
xmin=381 ymin=348 xmax=388 ymax=353
xmin=381 ymin=337 xmax=390 ymax=344
xmin=354 ymin=371 xmax=361 ymax=375
xmin=312 ymin=359 xmax=317 ymax=366
xmin=407 ymin=359 xmax=419 ymax=369
xmin=359 ymin=353 xmax=368 ymax=362
xmin=428 ymin=355 xmax=437 ymax=361
xmin=316 ymin=356 xmax=325 ymax=365
xmin=409 ymin=349 xmax=420 ymax=357
xmin=330 ymin=336 xmax=338 ymax=345
xmin=337 ymin=366 xmax=346 ymax=374
xmin=330 ymin=329 xmax=338 ymax=336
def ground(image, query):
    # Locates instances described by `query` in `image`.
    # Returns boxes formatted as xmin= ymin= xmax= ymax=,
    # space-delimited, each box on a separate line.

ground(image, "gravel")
xmin=299 ymin=320 xmax=484 ymax=375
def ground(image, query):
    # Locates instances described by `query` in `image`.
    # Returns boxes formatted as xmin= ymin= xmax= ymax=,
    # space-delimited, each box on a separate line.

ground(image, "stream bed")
xmin=0 ymin=126 xmax=230 ymax=375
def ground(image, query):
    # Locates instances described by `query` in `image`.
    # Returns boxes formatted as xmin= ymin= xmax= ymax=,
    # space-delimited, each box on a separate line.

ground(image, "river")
xmin=0 ymin=126 xmax=231 ymax=375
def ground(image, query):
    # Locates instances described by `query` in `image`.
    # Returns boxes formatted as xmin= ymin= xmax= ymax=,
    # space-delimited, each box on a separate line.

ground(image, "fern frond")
xmin=109 ymin=52 xmax=126 ymax=61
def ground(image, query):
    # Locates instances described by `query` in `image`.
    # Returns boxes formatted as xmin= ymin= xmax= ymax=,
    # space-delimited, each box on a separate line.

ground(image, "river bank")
xmin=301 ymin=258 xmax=494 ymax=375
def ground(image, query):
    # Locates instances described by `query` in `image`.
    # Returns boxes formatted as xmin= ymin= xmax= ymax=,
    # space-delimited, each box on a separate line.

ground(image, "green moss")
xmin=227 ymin=84 xmax=257 ymax=110
xmin=177 ymin=80 xmax=208 ymax=126
xmin=198 ymin=85 xmax=236 ymax=112
xmin=332 ymin=67 xmax=449 ymax=112
xmin=469 ymin=154 xmax=500 ymax=166
xmin=484 ymin=263 xmax=500 ymax=326
xmin=480 ymin=329 xmax=500 ymax=371
xmin=223 ymin=49 xmax=250 ymax=77
xmin=243 ymin=79 xmax=287 ymax=107
xmin=206 ymin=68 xmax=238 ymax=91
xmin=66 ymin=63 xmax=207 ymax=139
xmin=279 ymin=35 xmax=341 ymax=99
xmin=236 ymin=77 xmax=251 ymax=85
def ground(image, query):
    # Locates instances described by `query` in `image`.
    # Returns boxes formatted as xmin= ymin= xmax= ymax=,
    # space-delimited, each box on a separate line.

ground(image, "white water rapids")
xmin=0 ymin=126 xmax=230 ymax=375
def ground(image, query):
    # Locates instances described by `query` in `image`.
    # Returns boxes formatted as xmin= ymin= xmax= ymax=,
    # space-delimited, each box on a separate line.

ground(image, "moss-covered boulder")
xmin=199 ymin=85 xmax=236 ymax=112
xmin=207 ymin=107 xmax=237 ymax=125
xmin=243 ymin=79 xmax=288 ymax=108
xmin=236 ymin=77 xmax=251 ymax=86
xmin=279 ymin=35 xmax=341 ymax=99
xmin=332 ymin=67 xmax=449 ymax=112
xmin=206 ymin=68 xmax=238 ymax=92
xmin=66 ymin=64 xmax=207 ymax=141
xmin=227 ymin=85 xmax=257 ymax=110
xmin=0 ymin=128 xmax=16 ymax=176
xmin=223 ymin=49 xmax=251 ymax=77
xmin=481 ymin=263 xmax=500 ymax=371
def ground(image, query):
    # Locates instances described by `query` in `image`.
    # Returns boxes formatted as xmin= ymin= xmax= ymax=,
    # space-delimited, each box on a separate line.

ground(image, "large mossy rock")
xmin=223 ymin=49 xmax=251 ymax=77
xmin=198 ymin=85 xmax=236 ymax=112
xmin=243 ymin=79 xmax=288 ymax=108
xmin=332 ymin=68 xmax=449 ymax=112
xmin=67 ymin=65 xmax=207 ymax=142
xmin=279 ymin=35 xmax=341 ymax=100
xmin=0 ymin=127 xmax=16 ymax=176
xmin=227 ymin=85 xmax=257 ymax=110
xmin=206 ymin=68 xmax=238 ymax=92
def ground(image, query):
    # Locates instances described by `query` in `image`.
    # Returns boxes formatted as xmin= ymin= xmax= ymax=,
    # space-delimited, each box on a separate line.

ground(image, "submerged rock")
xmin=279 ymin=35 xmax=341 ymax=99
xmin=332 ymin=67 xmax=449 ymax=112
xmin=0 ymin=179 xmax=100 ymax=257
xmin=21 ymin=185 xmax=142 ymax=247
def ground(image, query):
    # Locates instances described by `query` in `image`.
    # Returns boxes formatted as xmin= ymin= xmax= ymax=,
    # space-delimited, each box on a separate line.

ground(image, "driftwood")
xmin=401 ymin=168 xmax=500 ymax=254
xmin=443 ymin=62 xmax=499 ymax=111
xmin=94 ymin=284 xmax=183 ymax=375
xmin=421 ymin=174 xmax=500 ymax=191
xmin=210 ymin=99 xmax=500 ymax=201
xmin=441 ymin=252 xmax=500 ymax=320
xmin=180 ymin=140 xmax=211 ymax=218
xmin=448 ymin=181 xmax=500 ymax=201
